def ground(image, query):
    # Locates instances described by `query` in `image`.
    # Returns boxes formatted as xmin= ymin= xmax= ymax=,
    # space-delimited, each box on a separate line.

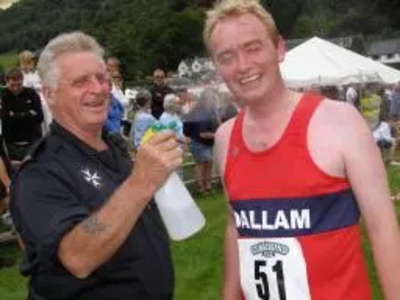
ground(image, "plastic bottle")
xmin=141 ymin=122 xmax=206 ymax=241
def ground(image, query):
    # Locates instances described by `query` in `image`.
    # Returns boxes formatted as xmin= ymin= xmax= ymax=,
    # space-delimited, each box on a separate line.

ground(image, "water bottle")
xmin=141 ymin=122 xmax=206 ymax=241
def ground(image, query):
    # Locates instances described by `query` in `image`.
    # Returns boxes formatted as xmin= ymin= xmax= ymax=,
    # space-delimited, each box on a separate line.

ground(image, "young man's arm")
xmin=330 ymin=104 xmax=400 ymax=299
xmin=214 ymin=119 xmax=242 ymax=299
xmin=223 ymin=210 xmax=242 ymax=300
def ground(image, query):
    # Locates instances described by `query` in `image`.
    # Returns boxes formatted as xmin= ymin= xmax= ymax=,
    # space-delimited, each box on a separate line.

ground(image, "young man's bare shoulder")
xmin=314 ymin=99 xmax=365 ymax=131
xmin=311 ymin=98 xmax=371 ymax=156
xmin=308 ymin=99 xmax=371 ymax=177
xmin=215 ymin=117 xmax=236 ymax=146
xmin=214 ymin=117 xmax=237 ymax=174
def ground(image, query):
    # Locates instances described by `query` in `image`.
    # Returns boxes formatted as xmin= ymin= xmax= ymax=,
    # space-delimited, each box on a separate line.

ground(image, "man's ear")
xmin=277 ymin=36 xmax=286 ymax=63
xmin=41 ymin=86 xmax=56 ymax=107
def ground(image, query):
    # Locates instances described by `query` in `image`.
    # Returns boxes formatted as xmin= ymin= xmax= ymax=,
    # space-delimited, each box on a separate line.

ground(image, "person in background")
xmin=106 ymin=56 xmax=120 ymax=74
xmin=19 ymin=50 xmax=52 ymax=134
xmin=216 ymin=91 xmax=239 ymax=124
xmin=18 ymin=50 xmax=41 ymax=92
xmin=184 ymin=87 xmax=219 ymax=194
xmin=377 ymin=86 xmax=390 ymax=122
xmin=0 ymin=156 xmax=11 ymax=215
xmin=1 ymin=68 xmax=43 ymax=164
xmin=0 ymin=133 xmax=12 ymax=219
xmin=390 ymin=82 xmax=400 ymax=121
xmin=105 ymin=69 xmax=124 ymax=135
xmin=109 ymin=69 xmax=131 ymax=137
xmin=346 ymin=84 xmax=360 ymax=110
xmin=105 ymin=93 xmax=124 ymax=135
xmin=149 ymin=68 xmax=174 ymax=120
xmin=308 ymin=84 xmax=321 ymax=95
xmin=0 ymin=88 xmax=14 ymax=228
xmin=131 ymin=89 xmax=157 ymax=149
xmin=360 ymin=87 xmax=382 ymax=129
xmin=160 ymin=93 xmax=189 ymax=179
xmin=10 ymin=31 xmax=181 ymax=300
xmin=321 ymin=85 xmax=340 ymax=101
xmin=176 ymin=87 xmax=195 ymax=116
xmin=159 ymin=94 xmax=186 ymax=143
xmin=204 ymin=0 xmax=400 ymax=299
xmin=373 ymin=112 xmax=396 ymax=165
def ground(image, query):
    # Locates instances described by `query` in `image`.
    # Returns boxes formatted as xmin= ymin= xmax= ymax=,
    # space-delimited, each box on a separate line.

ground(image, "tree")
xmin=0 ymin=0 xmax=399 ymax=80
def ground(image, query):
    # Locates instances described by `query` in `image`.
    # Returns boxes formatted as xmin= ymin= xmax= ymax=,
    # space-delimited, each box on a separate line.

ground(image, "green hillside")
xmin=0 ymin=53 xmax=17 ymax=71
xmin=0 ymin=0 xmax=399 ymax=79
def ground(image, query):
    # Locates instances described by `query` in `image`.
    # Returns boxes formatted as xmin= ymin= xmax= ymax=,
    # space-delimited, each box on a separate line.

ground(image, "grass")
xmin=0 ymin=53 xmax=18 ymax=70
xmin=1 ymin=169 xmax=400 ymax=299
xmin=173 ymin=191 xmax=226 ymax=300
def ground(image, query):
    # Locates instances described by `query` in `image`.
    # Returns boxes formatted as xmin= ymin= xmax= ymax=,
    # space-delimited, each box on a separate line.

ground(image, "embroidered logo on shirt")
xmin=81 ymin=168 xmax=102 ymax=188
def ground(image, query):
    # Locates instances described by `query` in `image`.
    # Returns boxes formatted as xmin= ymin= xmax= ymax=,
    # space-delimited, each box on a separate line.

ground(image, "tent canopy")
xmin=280 ymin=37 xmax=400 ymax=88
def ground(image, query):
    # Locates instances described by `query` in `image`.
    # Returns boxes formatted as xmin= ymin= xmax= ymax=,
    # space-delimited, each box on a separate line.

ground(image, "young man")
xmin=10 ymin=32 xmax=182 ymax=299
xmin=1 ymin=68 xmax=44 ymax=163
xmin=204 ymin=0 xmax=400 ymax=299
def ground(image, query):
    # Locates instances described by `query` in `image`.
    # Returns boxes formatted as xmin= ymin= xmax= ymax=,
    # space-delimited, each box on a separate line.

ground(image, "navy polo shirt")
xmin=10 ymin=122 xmax=174 ymax=299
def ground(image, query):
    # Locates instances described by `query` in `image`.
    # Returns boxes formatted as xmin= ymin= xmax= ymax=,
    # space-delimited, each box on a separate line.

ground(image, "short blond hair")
xmin=19 ymin=50 xmax=35 ymax=72
xmin=203 ymin=0 xmax=279 ymax=52
xmin=163 ymin=93 xmax=180 ymax=112
xmin=19 ymin=50 xmax=34 ymax=63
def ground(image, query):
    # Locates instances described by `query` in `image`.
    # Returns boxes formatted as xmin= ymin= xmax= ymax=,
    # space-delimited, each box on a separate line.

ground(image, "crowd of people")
xmin=0 ymin=0 xmax=399 ymax=299
xmin=306 ymin=82 xmax=400 ymax=164
xmin=0 ymin=47 xmax=240 ymax=205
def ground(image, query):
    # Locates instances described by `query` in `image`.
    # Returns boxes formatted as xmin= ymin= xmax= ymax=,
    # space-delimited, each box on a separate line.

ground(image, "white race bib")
xmin=238 ymin=237 xmax=311 ymax=300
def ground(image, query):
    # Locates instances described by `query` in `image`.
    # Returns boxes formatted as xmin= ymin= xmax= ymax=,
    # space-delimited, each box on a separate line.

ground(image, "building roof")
xmin=367 ymin=39 xmax=400 ymax=56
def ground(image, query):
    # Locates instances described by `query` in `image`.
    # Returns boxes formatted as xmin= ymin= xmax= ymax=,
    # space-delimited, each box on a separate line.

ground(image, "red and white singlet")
xmin=225 ymin=94 xmax=372 ymax=300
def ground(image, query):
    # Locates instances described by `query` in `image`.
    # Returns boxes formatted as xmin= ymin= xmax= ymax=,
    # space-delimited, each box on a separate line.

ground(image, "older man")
xmin=205 ymin=0 xmax=400 ymax=299
xmin=10 ymin=32 xmax=182 ymax=300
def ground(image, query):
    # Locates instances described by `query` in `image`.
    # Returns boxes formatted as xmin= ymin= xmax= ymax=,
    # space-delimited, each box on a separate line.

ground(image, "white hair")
xmin=37 ymin=31 xmax=104 ymax=89
xmin=163 ymin=93 xmax=180 ymax=112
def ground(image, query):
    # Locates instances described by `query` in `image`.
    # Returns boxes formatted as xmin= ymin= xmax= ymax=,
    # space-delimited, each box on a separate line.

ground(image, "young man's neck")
xmin=247 ymin=87 xmax=297 ymax=122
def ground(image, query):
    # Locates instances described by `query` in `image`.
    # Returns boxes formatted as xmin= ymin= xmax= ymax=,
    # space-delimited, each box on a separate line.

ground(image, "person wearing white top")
xmin=345 ymin=86 xmax=358 ymax=107
xmin=159 ymin=94 xmax=186 ymax=143
xmin=19 ymin=50 xmax=52 ymax=134
xmin=373 ymin=119 xmax=396 ymax=164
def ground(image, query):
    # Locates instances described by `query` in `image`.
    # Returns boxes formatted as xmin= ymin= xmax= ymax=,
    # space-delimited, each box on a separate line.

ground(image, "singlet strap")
xmin=225 ymin=93 xmax=324 ymax=179
xmin=283 ymin=93 xmax=324 ymax=144
xmin=228 ymin=93 xmax=324 ymax=154
xmin=230 ymin=108 xmax=246 ymax=151
xmin=224 ymin=109 xmax=246 ymax=180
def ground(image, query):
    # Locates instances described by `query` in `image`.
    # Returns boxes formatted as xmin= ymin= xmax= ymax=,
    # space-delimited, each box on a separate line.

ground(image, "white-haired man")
xmin=10 ymin=31 xmax=181 ymax=299
xmin=205 ymin=0 xmax=400 ymax=299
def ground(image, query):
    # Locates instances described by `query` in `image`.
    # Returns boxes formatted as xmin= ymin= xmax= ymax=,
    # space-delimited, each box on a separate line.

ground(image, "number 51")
xmin=254 ymin=260 xmax=287 ymax=300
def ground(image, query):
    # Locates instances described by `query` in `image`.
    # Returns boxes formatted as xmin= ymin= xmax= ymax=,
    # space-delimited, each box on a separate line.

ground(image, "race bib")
xmin=238 ymin=237 xmax=311 ymax=300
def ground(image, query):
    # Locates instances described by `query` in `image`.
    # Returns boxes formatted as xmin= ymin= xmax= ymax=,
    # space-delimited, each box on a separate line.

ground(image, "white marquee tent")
xmin=280 ymin=37 xmax=400 ymax=88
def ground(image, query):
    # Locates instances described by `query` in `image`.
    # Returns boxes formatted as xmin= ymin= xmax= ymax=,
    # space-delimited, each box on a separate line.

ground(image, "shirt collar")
xmin=49 ymin=121 xmax=110 ymax=156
